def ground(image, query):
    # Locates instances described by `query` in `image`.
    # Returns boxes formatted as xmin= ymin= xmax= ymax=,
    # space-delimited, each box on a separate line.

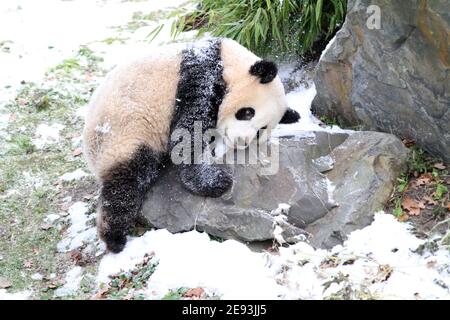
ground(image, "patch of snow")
xmin=272 ymin=84 xmax=349 ymax=139
xmin=71 ymin=135 xmax=83 ymax=147
xmin=57 ymin=202 xmax=96 ymax=252
xmin=33 ymin=123 xmax=64 ymax=149
xmin=0 ymin=289 xmax=32 ymax=300
xmin=54 ymin=266 xmax=83 ymax=297
xmin=0 ymin=113 xmax=11 ymax=138
xmin=60 ymin=169 xmax=89 ymax=181
xmin=95 ymin=123 xmax=111 ymax=134
xmin=0 ymin=0 xmax=187 ymax=100
xmin=272 ymin=225 xmax=286 ymax=246
xmin=75 ymin=105 xmax=88 ymax=119
xmin=31 ymin=273 xmax=43 ymax=281
xmin=271 ymin=203 xmax=290 ymax=216
xmin=97 ymin=213 xmax=450 ymax=300
xmin=44 ymin=213 xmax=60 ymax=224
xmin=269 ymin=213 xmax=450 ymax=299
xmin=22 ymin=171 xmax=44 ymax=188
xmin=98 ymin=230 xmax=284 ymax=299
xmin=326 ymin=178 xmax=336 ymax=204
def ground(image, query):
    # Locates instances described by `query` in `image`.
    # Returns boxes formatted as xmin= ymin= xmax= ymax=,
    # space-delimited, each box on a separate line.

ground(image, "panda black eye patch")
xmin=235 ymin=107 xmax=255 ymax=121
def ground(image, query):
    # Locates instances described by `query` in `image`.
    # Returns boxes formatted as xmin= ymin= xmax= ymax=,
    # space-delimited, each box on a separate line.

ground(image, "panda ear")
xmin=249 ymin=60 xmax=278 ymax=84
xmin=279 ymin=108 xmax=300 ymax=124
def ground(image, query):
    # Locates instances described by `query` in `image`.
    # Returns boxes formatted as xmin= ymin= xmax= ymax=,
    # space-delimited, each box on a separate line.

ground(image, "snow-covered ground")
xmin=96 ymin=213 xmax=450 ymax=300
xmin=0 ymin=0 xmax=187 ymax=102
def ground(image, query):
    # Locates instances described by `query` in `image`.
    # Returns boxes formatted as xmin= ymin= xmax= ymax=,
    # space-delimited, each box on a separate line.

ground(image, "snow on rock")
xmin=33 ymin=123 xmax=64 ymax=149
xmin=0 ymin=289 xmax=32 ymax=300
xmin=54 ymin=266 xmax=84 ymax=297
xmin=97 ymin=213 xmax=450 ymax=300
xmin=57 ymin=202 xmax=96 ymax=253
xmin=60 ymin=169 xmax=89 ymax=181
xmin=319 ymin=35 xmax=337 ymax=61
xmin=272 ymin=84 xmax=348 ymax=139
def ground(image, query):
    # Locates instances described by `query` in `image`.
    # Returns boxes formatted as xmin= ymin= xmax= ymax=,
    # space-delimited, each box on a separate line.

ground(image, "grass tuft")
xmin=170 ymin=0 xmax=346 ymax=57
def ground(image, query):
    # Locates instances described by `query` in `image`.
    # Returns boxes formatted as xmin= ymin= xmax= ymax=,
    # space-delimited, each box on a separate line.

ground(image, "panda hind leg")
xmin=178 ymin=163 xmax=233 ymax=198
xmin=98 ymin=145 xmax=164 ymax=253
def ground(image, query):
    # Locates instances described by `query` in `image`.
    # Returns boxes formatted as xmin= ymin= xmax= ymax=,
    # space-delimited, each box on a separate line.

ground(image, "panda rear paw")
xmin=179 ymin=164 xmax=233 ymax=198
xmin=102 ymin=230 xmax=127 ymax=253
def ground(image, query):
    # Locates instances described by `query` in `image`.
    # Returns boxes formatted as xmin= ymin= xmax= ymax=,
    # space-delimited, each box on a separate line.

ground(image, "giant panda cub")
xmin=83 ymin=37 xmax=300 ymax=253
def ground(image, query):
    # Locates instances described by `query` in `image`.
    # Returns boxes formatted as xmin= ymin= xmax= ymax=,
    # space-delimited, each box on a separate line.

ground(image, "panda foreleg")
xmin=97 ymin=145 xmax=163 ymax=253
xmin=178 ymin=163 xmax=232 ymax=198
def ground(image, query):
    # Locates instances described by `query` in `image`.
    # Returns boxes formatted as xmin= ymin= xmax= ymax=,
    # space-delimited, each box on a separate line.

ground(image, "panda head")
xmin=217 ymin=59 xmax=289 ymax=149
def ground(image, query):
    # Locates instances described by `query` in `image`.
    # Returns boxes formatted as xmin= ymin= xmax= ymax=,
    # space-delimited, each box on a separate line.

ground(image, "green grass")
xmin=169 ymin=0 xmax=346 ymax=57
xmin=95 ymin=255 xmax=159 ymax=300
xmin=319 ymin=115 xmax=339 ymax=127
xmin=390 ymin=145 xmax=449 ymax=233
xmin=0 ymin=45 xmax=105 ymax=298
xmin=46 ymin=46 xmax=104 ymax=77
xmin=101 ymin=36 xmax=129 ymax=45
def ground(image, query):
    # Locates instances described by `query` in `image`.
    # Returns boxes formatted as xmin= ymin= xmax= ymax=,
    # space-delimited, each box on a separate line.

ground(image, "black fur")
xmin=249 ymin=60 xmax=278 ymax=84
xmin=170 ymin=38 xmax=232 ymax=197
xmin=99 ymin=145 xmax=164 ymax=253
xmin=280 ymin=108 xmax=301 ymax=124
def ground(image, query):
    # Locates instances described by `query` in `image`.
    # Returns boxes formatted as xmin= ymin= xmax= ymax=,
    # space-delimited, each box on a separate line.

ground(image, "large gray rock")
xmin=312 ymin=0 xmax=450 ymax=162
xmin=142 ymin=131 xmax=408 ymax=248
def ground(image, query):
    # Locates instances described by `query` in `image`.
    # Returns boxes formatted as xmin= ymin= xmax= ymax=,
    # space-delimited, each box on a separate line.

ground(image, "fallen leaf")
xmin=402 ymin=139 xmax=415 ymax=147
xmin=402 ymin=196 xmax=425 ymax=216
xmin=183 ymin=287 xmax=204 ymax=298
xmin=411 ymin=173 xmax=433 ymax=188
xmin=69 ymin=249 xmax=83 ymax=265
xmin=47 ymin=282 xmax=58 ymax=289
xmin=17 ymin=98 xmax=27 ymax=106
xmin=423 ymin=196 xmax=438 ymax=206
xmin=397 ymin=214 xmax=409 ymax=222
xmin=23 ymin=260 xmax=33 ymax=268
xmin=83 ymin=194 xmax=94 ymax=200
xmin=72 ymin=148 xmax=82 ymax=157
xmin=433 ymin=163 xmax=446 ymax=170
xmin=91 ymin=286 xmax=110 ymax=300
xmin=372 ymin=264 xmax=393 ymax=283
xmin=40 ymin=223 xmax=52 ymax=230
xmin=0 ymin=277 xmax=12 ymax=289
xmin=426 ymin=260 xmax=437 ymax=268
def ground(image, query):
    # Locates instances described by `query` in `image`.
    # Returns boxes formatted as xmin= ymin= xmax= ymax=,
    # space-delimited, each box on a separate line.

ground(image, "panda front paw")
xmin=179 ymin=164 xmax=233 ymax=198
